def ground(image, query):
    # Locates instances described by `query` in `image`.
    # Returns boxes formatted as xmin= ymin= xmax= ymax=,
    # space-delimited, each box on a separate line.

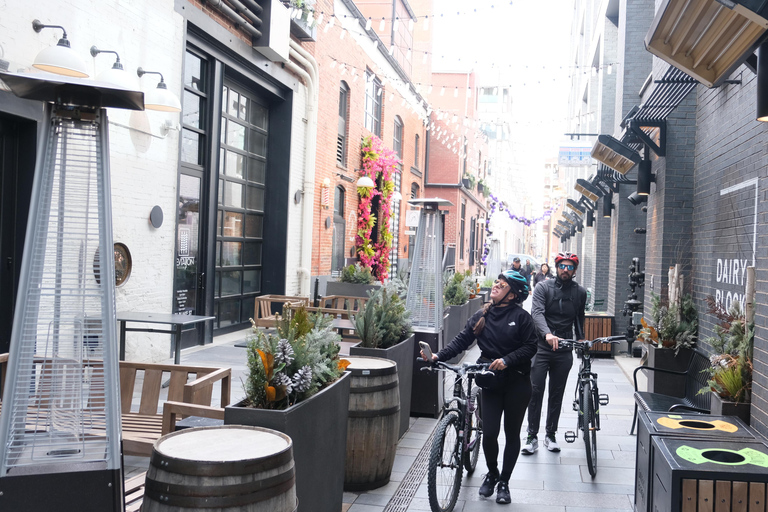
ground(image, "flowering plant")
xmin=357 ymin=135 xmax=401 ymax=281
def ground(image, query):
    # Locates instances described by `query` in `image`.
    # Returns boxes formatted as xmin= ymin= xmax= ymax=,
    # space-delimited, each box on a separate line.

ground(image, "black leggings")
xmin=480 ymin=370 xmax=532 ymax=482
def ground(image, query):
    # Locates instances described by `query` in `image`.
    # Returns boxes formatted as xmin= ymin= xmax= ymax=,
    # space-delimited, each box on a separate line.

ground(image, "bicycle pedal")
xmin=599 ymin=394 xmax=609 ymax=405
xmin=564 ymin=431 xmax=577 ymax=443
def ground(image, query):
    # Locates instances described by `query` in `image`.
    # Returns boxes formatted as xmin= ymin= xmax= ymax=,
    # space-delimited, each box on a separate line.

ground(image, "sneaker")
xmin=479 ymin=471 xmax=499 ymax=497
xmin=495 ymin=480 xmax=511 ymax=504
xmin=521 ymin=435 xmax=538 ymax=455
xmin=543 ymin=434 xmax=561 ymax=452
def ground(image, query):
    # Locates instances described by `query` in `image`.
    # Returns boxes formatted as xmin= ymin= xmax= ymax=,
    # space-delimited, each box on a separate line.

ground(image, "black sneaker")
xmin=496 ymin=480 xmax=511 ymax=504
xmin=479 ymin=471 xmax=499 ymax=497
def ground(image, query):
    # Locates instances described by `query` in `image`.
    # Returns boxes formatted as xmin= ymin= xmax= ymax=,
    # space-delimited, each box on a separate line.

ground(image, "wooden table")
xmin=118 ymin=312 xmax=215 ymax=364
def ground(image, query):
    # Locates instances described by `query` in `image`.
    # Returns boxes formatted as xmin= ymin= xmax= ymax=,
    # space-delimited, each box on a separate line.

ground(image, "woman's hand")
xmin=546 ymin=333 xmax=560 ymax=350
xmin=420 ymin=350 xmax=438 ymax=363
xmin=489 ymin=358 xmax=507 ymax=371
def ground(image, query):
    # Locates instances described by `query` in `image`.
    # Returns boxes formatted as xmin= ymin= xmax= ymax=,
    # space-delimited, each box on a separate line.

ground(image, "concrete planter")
xmin=710 ymin=392 xmax=751 ymax=425
xmin=350 ymin=334 xmax=415 ymax=439
xmin=224 ymin=372 xmax=351 ymax=512
xmin=646 ymin=345 xmax=693 ymax=397
xmin=467 ymin=297 xmax=483 ymax=315
xmin=326 ymin=281 xmax=380 ymax=298
xmin=444 ymin=302 xmax=469 ymax=363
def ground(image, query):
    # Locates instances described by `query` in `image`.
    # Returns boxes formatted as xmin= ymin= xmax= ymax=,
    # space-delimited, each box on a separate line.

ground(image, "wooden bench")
xmin=120 ymin=361 xmax=231 ymax=456
xmin=631 ymin=348 xmax=711 ymax=434
xmin=252 ymin=295 xmax=310 ymax=328
xmin=320 ymin=294 xmax=370 ymax=312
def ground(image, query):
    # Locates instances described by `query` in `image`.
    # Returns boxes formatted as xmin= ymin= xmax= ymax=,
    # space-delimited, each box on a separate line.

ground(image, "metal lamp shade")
xmin=591 ymin=135 xmax=641 ymax=174
xmin=586 ymin=209 xmax=594 ymax=227
xmin=637 ymin=160 xmax=654 ymax=196
xmin=144 ymin=82 xmax=181 ymax=112
xmin=646 ymin=0 xmax=768 ymax=88
xmin=33 ymin=42 xmax=89 ymax=78
xmin=603 ymin=192 xmax=614 ymax=218
xmin=566 ymin=199 xmax=586 ymax=215
xmin=96 ymin=66 xmax=140 ymax=91
xmin=575 ymin=178 xmax=602 ymax=202
xmin=356 ymin=175 xmax=375 ymax=188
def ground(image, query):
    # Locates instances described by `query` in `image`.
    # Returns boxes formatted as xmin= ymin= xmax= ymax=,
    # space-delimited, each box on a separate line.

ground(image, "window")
xmin=414 ymin=134 xmax=420 ymax=169
xmin=410 ymin=182 xmax=420 ymax=199
xmin=393 ymin=117 xmax=403 ymax=159
xmin=460 ymin=201 xmax=466 ymax=260
xmin=364 ymin=71 xmax=382 ymax=136
xmin=337 ymin=82 xmax=349 ymax=167
xmin=462 ymin=137 xmax=468 ymax=173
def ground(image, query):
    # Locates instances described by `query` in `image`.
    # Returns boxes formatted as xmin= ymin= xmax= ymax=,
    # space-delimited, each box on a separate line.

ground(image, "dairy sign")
xmin=712 ymin=178 xmax=758 ymax=310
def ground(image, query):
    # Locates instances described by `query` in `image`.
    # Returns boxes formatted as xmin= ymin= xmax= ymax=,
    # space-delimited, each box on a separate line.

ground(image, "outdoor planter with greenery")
xmin=637 ymin=291 xmax=698 ymax=396
xmin=443 ymin=271 xmax=475 ymax=363
xmin=326 ymin=263 xmax=380 ymax=298
xmin=698 ymin=297 xmax=754 ymax=424
xmin=462 ymin=172 xmax=476 ymax=190
xmin=350 ymin=284 xmax=414 ymax=438
xmin=224 ymin=306 xmax=351 ymax=512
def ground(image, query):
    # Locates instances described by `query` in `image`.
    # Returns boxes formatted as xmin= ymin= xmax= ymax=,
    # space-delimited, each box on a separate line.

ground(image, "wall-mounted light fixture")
xmin=586 ymin=209 xmax=594 ymax=227
xmin=32 ymin=19 xmax=88 ymax=77
xmin=591 ymin=135 xmax=641 ymax=174
xmin=137 ymin=67 xmax=181 ymax=112
xmin=602 ymin=192 xmax=614 ymax=218
xmin=90 ymin=46 xmax=138 ymax=89
xmin=575 ymin=178 xmax=603 ymax=202
xmin=637 ymin=160 xmax=656 ymax=196
xmin=356 ymin=175 xmax=375 ymax=188
xmin=627 ymin=191 xmax=648 ymax=205
xmin=566 ymin=199 xmax=586 ymax=215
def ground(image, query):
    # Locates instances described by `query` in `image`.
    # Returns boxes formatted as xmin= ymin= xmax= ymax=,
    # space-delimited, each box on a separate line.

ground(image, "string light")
xmin=379 ymin=18 xmax=385 ymax=31
xmin=324 ymin=16 xmax=334 ymax=32
xmin=393 ymin=17 xmax=399 ymax=31
xmin=408 ymin=18 xmax=414 ymax=31
xmin=365 ymin=18 xmax=372 ymax=31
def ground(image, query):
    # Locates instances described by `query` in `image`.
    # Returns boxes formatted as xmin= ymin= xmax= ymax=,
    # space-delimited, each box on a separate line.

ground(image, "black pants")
xmin=481 ymin=370 xmax=532 ymax=482
xmin=526 ymin=348 xmax=574 ymax=436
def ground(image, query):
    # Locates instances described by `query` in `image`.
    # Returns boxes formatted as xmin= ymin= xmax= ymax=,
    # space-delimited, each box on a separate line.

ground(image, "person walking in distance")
xmin=421 ymin=270 xmax=537 ymax=504
xmin=522 ymin=252 xmax=587 ymax=454
xmin=532 ymin=262 xmax=553 ymax=288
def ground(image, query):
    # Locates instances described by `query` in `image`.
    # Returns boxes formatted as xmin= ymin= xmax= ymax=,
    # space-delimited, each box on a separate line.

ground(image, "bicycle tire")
xmin=427 ymin=413 xmax=463 ymax=512
xmin=463 ymin=387 xmax=483 ymax=473
xmin=581 ymin=380 xmax=598 ymax=477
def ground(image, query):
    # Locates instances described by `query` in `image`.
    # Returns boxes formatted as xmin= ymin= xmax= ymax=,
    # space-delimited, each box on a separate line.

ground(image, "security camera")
xmin=627 ymin=192 xmax=647 ymax=206
xmin=641 ymin=205 xmax=648 ymax=213
xmin=634 ymin=227 xmax=646 ymax=234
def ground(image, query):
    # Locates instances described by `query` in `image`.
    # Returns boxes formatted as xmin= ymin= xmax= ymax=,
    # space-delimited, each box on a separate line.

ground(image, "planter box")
xmin=326 ymin=281 xmax=380 ymax=298
xmin=224 ymin=372 xmax=351 ymax=512
xmin=350 ymin=334 xmax=415 ymax=439
xmin=444 ymin=303 xmax=469 ymax=363
xmin=290 ymin=15 xmax=317 ymax=41
xmin=646 ymin=345 xmax=693 ymax=397
xmin=467 ymin=297 xmax=483 ymax=315
xmin=710 ymin=392 xmax=751 ymax=425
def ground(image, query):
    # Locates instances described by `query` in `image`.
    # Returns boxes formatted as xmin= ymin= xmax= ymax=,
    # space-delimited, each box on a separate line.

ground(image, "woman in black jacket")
xmin=420 ymin=270 xmax=537 ymax=504
xmin=532 ymin=262 xmax=553 ymax=288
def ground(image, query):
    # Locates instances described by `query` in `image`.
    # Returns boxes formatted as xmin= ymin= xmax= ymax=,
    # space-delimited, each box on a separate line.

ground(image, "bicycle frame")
xmin=441 ymin=366 xmax=480 ymax=463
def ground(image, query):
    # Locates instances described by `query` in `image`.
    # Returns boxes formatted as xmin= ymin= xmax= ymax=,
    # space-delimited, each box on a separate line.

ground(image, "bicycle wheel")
xmin=580 ymin=381 xmax=598 ymax=477
xmin=463 ymin=387 xmax=483 ymax=473
xmin=428 ymin=413 xmax=463 ymax=512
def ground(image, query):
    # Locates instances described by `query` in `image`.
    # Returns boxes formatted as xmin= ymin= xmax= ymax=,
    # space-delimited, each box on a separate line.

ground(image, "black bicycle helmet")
xmin=499 ymin=270 xmax=530 ymax=304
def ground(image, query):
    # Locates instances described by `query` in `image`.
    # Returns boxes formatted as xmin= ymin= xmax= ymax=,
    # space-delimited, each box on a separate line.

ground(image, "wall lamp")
xmin=645 ymin=0 xmax=768 ymax=88
xmin=591 ymin=135 xmax=641 ymax=174
xmin=575 ymin=178 xmax=603 ymax=202
xmin=602 ymin=192 xmax=614 ymax=218
xmin=90 ymin=46 xmax=138 ymax=89
xmin=356 ymin=175 xmax=375 ymax=188
xmin=137 ymin=67 xmax=181 ymax=112
xmin=586 ymin=209 xmax=594 ymax=227
xmin=566 ymin=199 xmax=586 ymax=215
xmin=637 ymin=160 xmax=656 ymax=196
xmin=627 ymin=191 xmax=648 ymax=205
xmin=32 ymin=19 xmax=88 ymax=77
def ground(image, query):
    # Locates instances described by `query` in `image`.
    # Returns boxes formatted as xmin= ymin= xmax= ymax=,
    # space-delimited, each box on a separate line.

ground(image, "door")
xmin=0 ymin=114 xmax=36 ymax=353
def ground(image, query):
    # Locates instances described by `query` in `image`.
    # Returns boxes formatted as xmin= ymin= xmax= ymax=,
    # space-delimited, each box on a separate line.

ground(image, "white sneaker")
xmin=521 ymin=435 xmax=538 ymax=455
xmin=543 ymin=435 xmax=561 ymax=452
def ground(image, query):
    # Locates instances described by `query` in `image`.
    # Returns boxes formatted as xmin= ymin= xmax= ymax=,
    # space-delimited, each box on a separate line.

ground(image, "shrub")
xmin=354 ymin=284 xmax=413 ymax=349
xmin=340 ymin=263 xmax=374 ymax=284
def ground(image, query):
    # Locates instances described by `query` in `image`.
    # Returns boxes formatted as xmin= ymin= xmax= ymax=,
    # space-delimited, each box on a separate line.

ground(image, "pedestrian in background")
xmin=524 ymin=259 xmax=535 ymax=286
xmin=532 ymin=262 xmax=553 ymax=288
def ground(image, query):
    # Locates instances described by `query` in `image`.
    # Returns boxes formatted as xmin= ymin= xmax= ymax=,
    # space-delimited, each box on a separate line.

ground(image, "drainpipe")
xmin=286 ymin=40 xmax=319 ymax=296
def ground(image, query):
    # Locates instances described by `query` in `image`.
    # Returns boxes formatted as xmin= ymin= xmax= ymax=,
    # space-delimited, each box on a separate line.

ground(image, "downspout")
xmin=286 ymin=40 xmax=319 ymax=296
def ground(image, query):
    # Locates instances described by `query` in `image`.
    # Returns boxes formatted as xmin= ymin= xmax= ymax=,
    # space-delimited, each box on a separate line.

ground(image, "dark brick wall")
xmin=593 ymin=203 xmax=612 ymax=311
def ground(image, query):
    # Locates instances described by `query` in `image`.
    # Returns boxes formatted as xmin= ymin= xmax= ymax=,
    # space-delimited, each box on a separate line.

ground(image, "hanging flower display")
xmin=480 ymin=194 xmax=561 ymax=266
xmin=356 ymin=135 xmax=401 ymax=281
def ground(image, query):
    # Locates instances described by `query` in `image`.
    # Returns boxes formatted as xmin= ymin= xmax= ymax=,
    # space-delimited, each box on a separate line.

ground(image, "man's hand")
xmin=489 ymin=358 xmax=507 ymax=371
xmin=546 ymin=333 xmax=560 ymax=351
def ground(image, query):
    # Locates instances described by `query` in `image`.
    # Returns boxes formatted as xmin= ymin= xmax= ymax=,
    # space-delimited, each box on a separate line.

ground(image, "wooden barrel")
xmin=143 ymin=425 xmax=297 ymax=512
xmin=342 ymin=356 xmax=400 ymax=491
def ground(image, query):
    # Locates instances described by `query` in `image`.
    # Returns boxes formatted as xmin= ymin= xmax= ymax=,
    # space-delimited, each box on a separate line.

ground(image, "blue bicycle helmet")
xmin=499 ymin=270 xmax=530 ymax=304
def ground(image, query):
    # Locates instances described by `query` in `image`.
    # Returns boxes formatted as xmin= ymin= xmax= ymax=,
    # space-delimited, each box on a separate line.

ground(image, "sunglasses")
xmin=493 ymin=279 xmax=508 ymax=289
xmin=558 ymin=263 xmax=575 ymax=271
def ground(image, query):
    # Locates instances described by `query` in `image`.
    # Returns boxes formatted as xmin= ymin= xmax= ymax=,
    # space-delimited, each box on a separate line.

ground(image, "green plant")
xmin=462 ymin=172 xmax=476 ymax=189
xmin=340 ymin=263 xmax=375 ymax=284
xmin=443 ymin=271 xmax=469 ymax=306
xmin=481 ymin=277 xmax=494 ymax=288
xmin=354 ymin=284 xmax=413 ymax=349
xmin=244 ymin=305 xmax=346 ymax=409
xmin=698 ymin=298 xmax=754 ymax=403
xmin=637 ymin=292 xmax=698 ymax=355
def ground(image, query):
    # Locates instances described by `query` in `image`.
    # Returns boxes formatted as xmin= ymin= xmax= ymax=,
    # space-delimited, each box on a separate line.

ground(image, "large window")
xmin=337 ymin=82 xmax=349 ymax=167
xmin=364 ymin=71 xmax=382 ymax=137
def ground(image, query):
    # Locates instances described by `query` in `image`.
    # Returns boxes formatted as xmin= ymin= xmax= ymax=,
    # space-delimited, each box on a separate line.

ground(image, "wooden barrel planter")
xmin=143 ymin=425 xmax=297 ymax=512
xmin=342 ymin=356 xmax=400 ymax=491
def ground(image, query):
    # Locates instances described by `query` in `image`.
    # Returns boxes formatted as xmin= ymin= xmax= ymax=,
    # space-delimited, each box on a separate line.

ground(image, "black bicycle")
xmin=558 ymin=336 xmax=625 ymax=477
xmin=422 ymin=361 xmax=492 ymax=512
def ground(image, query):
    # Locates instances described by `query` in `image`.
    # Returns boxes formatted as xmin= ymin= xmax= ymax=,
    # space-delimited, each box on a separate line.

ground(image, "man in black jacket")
xmin=521 ymin=252 xmax=587 ymax=454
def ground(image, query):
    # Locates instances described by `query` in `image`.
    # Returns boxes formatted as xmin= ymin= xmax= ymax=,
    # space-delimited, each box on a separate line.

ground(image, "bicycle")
xmin=557 ymin=336 xmax=625 ymax=477
xmin=421 ymin=361 xmax=492 ymax=512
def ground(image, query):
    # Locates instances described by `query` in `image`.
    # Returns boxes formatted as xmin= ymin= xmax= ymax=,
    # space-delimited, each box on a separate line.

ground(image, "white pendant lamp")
xmin=137 ymin=67 xmax=181 ymax=112
xmin=357 ymin=175 xmax=375 ymax=188
xmin=32 ymin=19 xmax=89 ymax=78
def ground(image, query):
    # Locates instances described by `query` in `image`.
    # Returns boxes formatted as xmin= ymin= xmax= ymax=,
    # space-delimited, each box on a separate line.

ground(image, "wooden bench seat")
xmin=253 ymin=295 xmax=310 ymax=328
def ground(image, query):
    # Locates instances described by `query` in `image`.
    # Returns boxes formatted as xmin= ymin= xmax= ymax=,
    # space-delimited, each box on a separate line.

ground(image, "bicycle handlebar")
xmin=557 ymin=336 xmax=626 ymax=350
xmin=417 ymin=359 xmax=494 ymax=376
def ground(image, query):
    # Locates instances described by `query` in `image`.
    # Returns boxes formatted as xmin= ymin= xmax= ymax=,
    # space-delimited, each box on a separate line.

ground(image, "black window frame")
xmin=337 ymin=81 xmax=349 ymax=167
xmin=364 ymin=71 xmax=382 ymax=137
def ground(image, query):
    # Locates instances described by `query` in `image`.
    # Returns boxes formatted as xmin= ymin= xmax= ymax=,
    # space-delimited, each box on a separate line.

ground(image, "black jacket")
xmin=436 ymin=303 xmax=538 ymax=372
xmin=530 ymin=277 xmax=587 ymax=351
xmin=532 ymin=271 xmax=553 ymax=287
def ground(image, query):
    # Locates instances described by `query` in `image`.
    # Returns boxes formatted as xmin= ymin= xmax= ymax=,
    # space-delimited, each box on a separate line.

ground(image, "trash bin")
xmin=635 ymin=412 xmax=756 ymax=512
xmin=650 ymin=436 xmax=768 ymax=512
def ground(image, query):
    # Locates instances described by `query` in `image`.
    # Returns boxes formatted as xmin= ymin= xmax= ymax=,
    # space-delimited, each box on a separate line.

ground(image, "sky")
xmin=431 ymin=0 xmax=575 ymax=185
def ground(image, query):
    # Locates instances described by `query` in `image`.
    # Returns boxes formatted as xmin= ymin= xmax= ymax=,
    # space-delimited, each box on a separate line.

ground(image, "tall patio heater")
xmin=486 ymin=239 xmax=502 ymax=279
xmin=0 ymin=71 xmax=143 ymax=511
xmin=406 ymin=198 xmax=452 ymax=417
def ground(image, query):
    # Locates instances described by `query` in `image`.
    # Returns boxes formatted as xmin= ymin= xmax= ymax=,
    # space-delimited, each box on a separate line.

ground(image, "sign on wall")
xmin=712 ymin=178 xmax=758 ymax=311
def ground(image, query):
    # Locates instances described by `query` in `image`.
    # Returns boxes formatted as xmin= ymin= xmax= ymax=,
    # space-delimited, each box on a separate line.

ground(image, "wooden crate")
xmin=584 ymin=313 xmax=614 ymax=356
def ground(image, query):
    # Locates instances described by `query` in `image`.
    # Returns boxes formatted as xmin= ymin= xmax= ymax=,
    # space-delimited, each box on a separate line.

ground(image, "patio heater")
xmin=406 ymin=198 xmax=452 ymax=417
xmin=486 ymin=238 xmax=502 ymax=278
xmin=0 ymin=71 xmax=143 ymax=511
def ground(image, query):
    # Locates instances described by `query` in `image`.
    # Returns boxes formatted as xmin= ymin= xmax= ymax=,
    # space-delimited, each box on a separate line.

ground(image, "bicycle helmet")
xmin=555 ymin=251 xmax=580 ymax=269
xmin=499 ymin=270 xmax=530 ymax=304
